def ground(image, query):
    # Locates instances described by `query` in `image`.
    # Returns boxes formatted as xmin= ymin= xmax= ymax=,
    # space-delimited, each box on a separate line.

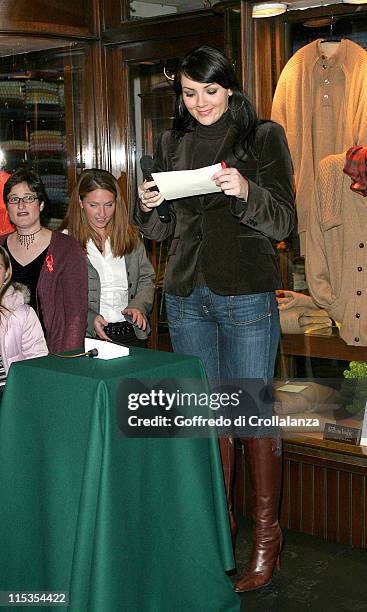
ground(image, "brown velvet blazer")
xmin=135 ymin=120 xmax=295 ymax=296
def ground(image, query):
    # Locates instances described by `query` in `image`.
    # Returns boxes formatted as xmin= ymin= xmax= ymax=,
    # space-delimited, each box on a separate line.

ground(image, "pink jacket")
xmin=0 ymin=284 xmax=48 ymax=373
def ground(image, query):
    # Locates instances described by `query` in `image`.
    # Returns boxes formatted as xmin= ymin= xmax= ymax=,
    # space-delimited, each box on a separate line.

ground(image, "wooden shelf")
xmin=280 ymin=333 xmax=367 ymax=361
xmin=283 ymin=433 xmax=367 ymax=464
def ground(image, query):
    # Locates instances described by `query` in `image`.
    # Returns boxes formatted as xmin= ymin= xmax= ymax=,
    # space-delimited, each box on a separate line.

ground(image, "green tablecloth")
xmin=0 ymin=348 xmax=240 ymax=612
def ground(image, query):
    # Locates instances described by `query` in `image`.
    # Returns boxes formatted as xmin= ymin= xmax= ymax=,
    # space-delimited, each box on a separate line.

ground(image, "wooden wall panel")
xmin=301 ymin=463 xmax=314 ymax=535
xmin=280 ymin=456 xmax=289 ymax=528
xmin=338 ymin=470 xmax=351 ymax=545
xmin=63 ymin=52 xmax=78 ymax=190
xmin=105 ymin=46 xmax=130 ymax=181
xmin=90 ymin=41 xmax=109 ymax=169
xmin=326 ymin=469 xmax=338 ymax=542
xmin=313 ymin=465 xmax=325 ymax=539
xmin=101 ymin=0 xmax=128 ymax=29
xmin=289 ymin=462 xmax=301 ymax=530
xmin=240 ymin=0 xmax=254 ymax=107
xmin=101 ymin=6 xmax=223 ymax=44
xmin=253 ymin=19 xmax=273 ymax=119
xmin=238 ymin=2 xmax=284 ymax=119
xmin=0 ymin=0 xmax=98 ymax=37
xmin=351 ymin=474 xmax=365 ymax=548
xmin=236 ymin=439 xmax=367 ymax=548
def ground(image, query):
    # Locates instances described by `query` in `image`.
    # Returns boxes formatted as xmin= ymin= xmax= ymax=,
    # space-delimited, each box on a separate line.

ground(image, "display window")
xmin=0 ymin=39 xmax=95 ymax=225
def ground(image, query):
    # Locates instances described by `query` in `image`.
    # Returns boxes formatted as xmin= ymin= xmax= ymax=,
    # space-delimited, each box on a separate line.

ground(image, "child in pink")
xmin=0 ymin=246 xmax=47 ymax=373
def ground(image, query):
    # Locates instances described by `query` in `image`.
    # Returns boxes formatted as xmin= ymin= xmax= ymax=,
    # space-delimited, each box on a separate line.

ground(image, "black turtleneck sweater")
xmin=192 ymin=110 xmax=233 ymax=169
xmin=191 ymin=110 xmax=235 ymax=285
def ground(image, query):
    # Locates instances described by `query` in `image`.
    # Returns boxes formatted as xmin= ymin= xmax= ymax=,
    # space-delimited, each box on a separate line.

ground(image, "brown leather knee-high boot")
xmin=219 ymin=436 xmax=237 ymax=542
xmin=235 ymin=436 xmax=282 ymax=592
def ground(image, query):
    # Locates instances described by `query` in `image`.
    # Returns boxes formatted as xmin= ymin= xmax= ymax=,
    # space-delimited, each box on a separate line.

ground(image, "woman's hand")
xmin=212 ymin=168 xmax=249 ymax=200
xmin=94 ymin=314 xmax=111 ymax=341
xmin=138 ymin=180 xmax=165 ymax=212
xmin=122 ymin=307 xmax=147 ymax=331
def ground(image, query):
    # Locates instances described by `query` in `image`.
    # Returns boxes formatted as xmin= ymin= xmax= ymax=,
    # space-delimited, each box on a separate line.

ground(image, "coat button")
xmin=355 ymin=337 xmax=360 ymax=342
xmin=130 ymin=294 xmax=134 ymax=299
xmin=358 ymin=266 xmax=363 ymax=272
xmin=356 ymin=313 xmax=361 ymax=318
xmin=357 ymin=290 xmax=362 ymax=296
xmin=360 ymin=243 xmax=365 ymax=248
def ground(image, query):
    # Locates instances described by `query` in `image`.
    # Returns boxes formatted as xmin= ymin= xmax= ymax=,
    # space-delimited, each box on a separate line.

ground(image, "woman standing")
xmin=62 ymin=169 xmax=154 ymax=347
xmin=135 ymin=46 xmax=294 ymax=591
xmin=2 ymin=169 xmax=87 ymax=353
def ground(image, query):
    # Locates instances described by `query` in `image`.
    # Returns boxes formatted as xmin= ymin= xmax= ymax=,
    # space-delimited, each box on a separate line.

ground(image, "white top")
xmin=87 ymin=238 xmax=128 ymax=323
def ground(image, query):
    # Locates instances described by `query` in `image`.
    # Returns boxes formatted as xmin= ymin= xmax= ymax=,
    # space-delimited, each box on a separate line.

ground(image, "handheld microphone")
xmin=140 ymin=155 xmax=171 ymax=223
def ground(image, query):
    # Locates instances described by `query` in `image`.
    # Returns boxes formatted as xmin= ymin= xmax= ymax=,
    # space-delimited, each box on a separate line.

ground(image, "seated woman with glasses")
xmin=61 ymin=169 xmax=155 ymax=348
xmin=1 ymin=168 xmax=88 ymax=353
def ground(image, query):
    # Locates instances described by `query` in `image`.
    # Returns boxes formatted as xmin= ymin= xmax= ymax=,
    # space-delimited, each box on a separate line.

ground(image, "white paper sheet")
xmin=85 ymin=338 xmax=129 ymax=360
xmin=276 ymin=384 xmax=308 ymax=393
xmin=152 ymin=162 xmax=222 ymax=200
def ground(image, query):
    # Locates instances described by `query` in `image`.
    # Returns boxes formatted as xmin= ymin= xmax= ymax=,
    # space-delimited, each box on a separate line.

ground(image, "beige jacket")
xmin=306 ymin=153 xmax=367 ymax=346
xmin=271 ymin=39 xmax=367 ymax=252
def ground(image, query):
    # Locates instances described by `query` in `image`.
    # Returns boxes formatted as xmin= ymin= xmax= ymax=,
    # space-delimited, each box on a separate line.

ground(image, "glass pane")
xmin=225 ymin=5 xmax=242 ymax=84
xmin=0 ymin=41 xmax=91 ymax=225
xmin=131 ymin=61 xmax=177 ymax=182
xmin=130 ymin=60 xmax=179 ymax=342
xmin=128 ymin=0 xmax=214 ymax=21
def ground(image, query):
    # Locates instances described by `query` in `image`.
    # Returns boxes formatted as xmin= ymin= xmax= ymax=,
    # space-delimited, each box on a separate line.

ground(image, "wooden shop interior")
xmin=1 ymin=0 xmax=367 ymax=547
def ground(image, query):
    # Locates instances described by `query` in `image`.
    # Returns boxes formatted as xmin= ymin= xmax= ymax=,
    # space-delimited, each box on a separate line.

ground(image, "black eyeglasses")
xmin=7 ymin=195 xmax=38 ymax=205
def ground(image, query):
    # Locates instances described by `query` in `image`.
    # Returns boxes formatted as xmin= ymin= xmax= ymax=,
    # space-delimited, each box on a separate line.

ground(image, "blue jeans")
xmin=165 ymin=288 xmax=280 ymax=433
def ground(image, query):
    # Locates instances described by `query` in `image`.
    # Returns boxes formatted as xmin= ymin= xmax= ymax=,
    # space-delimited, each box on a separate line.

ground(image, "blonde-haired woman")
xmin=62 ymin=169 xmax=155 ymax=347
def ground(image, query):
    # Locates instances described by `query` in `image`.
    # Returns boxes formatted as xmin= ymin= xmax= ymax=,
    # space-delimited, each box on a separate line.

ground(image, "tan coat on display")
xmin=272 ymin=39 xmax=367 ymax=253
xmin=306 ymin=152 xmax=367 ymax=346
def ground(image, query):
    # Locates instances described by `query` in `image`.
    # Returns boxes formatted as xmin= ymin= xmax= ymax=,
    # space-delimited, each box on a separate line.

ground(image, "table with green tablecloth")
xmin=0 ymin=348 xmax=240 ymax=612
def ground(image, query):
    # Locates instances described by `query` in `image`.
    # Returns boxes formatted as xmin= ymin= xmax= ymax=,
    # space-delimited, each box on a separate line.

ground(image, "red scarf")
xmin=343 ymin=146 xmax=367 ymax=197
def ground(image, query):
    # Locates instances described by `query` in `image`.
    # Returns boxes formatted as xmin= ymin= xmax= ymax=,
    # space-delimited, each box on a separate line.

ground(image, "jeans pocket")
xmin=228 ymin=293 xmax=271 ymax=325
xmin=165 ymin=293 xmax=183 ymax=324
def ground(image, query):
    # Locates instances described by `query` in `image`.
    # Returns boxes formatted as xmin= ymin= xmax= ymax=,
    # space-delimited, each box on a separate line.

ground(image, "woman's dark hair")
xmin=173 ymin=45 xmax=258 ymax=157
xmin=3 ymin=168 xmax=48 ymax=206
xmin=60 ymin=168 xmax=138 ymax=257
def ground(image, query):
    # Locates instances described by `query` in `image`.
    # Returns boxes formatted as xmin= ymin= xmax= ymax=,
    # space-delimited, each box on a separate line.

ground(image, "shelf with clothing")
xmin=0 ymin=73 xmax=68 ymax=219
xmin=241 ymin=3 xmax=367 ymax=362
xmin=0 ymin=41 xmax=99 ymax=226
xmin=274 ymin=10 xmax=367 ymax=371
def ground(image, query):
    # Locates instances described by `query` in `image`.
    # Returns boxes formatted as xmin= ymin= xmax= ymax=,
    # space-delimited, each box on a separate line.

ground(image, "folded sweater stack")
xmin=276 ymin=290 xmax=332 ymax=335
